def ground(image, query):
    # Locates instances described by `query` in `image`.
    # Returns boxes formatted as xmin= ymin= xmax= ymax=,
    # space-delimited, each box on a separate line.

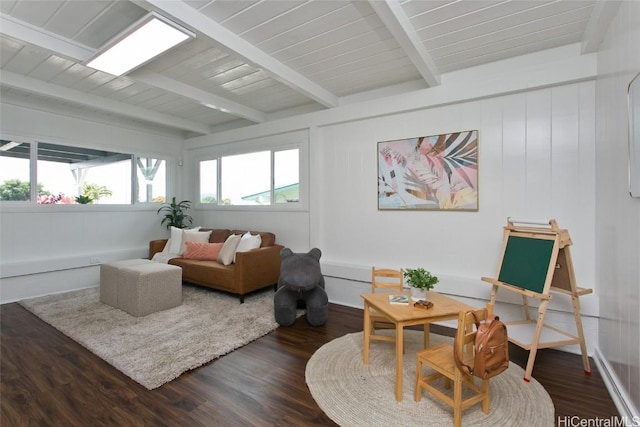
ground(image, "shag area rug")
xmin=20 ymin=285 xmax=295 ymax=389
xmin=306 ymin=330 xmax=554 ymax=427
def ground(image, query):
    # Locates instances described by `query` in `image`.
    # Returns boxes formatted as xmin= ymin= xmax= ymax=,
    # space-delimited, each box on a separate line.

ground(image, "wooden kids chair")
xmin=367 ymin=267 xmax=404 ymax=346
xmin=414 ymin=307 xmax=492 ymax=427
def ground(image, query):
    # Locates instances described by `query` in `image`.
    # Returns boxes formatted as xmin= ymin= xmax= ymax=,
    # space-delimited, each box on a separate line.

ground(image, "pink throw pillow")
xmin=183 ymin=242 xmax=224 ymax=260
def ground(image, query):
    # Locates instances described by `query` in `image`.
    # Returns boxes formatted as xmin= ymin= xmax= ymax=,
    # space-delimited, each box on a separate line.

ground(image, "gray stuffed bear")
xmin=274 ymin=248 xmax=328 ymax=327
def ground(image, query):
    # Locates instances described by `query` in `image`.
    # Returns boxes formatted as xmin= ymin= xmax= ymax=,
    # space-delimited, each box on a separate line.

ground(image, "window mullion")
xmin=217 ymin=156 xmax=222 ymax=205
xmin=30 ymin=142 xmax=37 ymax=203
xmin=270 ymin=150 xmax=275 ymax=206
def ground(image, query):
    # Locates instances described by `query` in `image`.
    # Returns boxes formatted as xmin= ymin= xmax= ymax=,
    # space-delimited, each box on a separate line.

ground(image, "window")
xmin=0 ymin=140 xmax=167 ymax=205
xmin=274 ymin=149 xmax=299 ymax=203
xmin=136 ymin=157 xmax=166 ymax=203
xmin=199 ymin=148 xmax=300 ymax=207
xmin=222 ymin=151 xmax=271 ymax=205
xmin=36 ymin=143 xmax=132 ymax=204
xmin=0 ymin=140 xmax=31 ymax=201
xmin=199 ymin=159 xmax=218 ymax=204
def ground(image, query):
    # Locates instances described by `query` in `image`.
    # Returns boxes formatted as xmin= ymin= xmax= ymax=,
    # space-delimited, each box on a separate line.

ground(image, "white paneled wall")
xmin=595 ymin=0 xmax=640 ymax=419
xmin=0 ymin=103 xmax=182 ymax=303
xmin=0 ymin=207 xmax=165 ymax=303
xmin=182 ymin=129 xmax=313 ymax=252
xmin=315 ymin=81 xmax=598 ymax=355
xmin=317 ymin=82 xmax=596 ymax=297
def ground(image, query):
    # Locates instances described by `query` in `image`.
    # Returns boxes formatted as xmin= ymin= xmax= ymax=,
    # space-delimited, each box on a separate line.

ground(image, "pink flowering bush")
xmin=36 ymin=193 xmax=74 ymax=204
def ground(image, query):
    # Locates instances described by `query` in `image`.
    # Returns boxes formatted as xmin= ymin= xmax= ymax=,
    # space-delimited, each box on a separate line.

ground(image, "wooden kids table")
xmin=362 ymin=291 xmax=475 ymax=401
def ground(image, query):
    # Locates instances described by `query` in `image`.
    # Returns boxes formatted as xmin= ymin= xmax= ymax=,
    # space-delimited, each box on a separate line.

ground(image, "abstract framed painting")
xmin=377 ymin=130 xmax=478 ymax=211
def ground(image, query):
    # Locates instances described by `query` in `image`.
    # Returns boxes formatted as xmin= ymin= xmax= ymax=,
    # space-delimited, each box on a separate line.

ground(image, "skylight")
xmin=86 ymin=12 xmax=194 ymax=76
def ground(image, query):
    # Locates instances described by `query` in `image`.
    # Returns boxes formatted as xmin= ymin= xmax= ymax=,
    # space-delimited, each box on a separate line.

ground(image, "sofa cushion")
xmin=167 ymin=226 xmax=201 ymax=254
xmin=231 ymin=230 xmax=275 ymax=247
xmin=179 ymin=230 xmax=212 ymax=255
xmin=203 ymin=229 xmax=231 ymax=244
xmin=217 ymin=234 xmax=242 ymax=265
xmin=183 ymin=242 xmax=224 ymax=260
xmin=233 ymin=232 xmax=262 ymax=263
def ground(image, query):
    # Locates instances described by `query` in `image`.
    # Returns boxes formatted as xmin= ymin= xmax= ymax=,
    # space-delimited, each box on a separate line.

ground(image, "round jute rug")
xmin=306 ymin=331 xmax=554 ymax=427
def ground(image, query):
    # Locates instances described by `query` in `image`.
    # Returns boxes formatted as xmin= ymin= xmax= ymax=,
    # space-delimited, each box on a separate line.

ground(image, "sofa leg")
xmin=239 ymin=295 xmax=244 ymax=304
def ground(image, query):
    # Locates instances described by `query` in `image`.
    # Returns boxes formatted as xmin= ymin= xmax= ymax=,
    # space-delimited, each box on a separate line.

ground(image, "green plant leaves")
xmin=403 ymin=267 xmax=439 ymax=290
xmin=157 ymin=197 xmax=193 ymax=229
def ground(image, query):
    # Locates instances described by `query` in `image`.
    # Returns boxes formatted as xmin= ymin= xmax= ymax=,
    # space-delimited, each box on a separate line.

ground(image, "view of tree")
xmin=0 ymin=179 xmax=115 ymax=204
xmin=0 ymin=179 xmax=49 ymax=201
xmin=201 ymin=196 xmax=217 ymax=204
xmin=81 ymin=183 xmax=112 ymax=202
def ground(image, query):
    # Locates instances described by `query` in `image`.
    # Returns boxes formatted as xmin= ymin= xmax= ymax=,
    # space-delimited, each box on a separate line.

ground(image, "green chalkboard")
xmin=497 ymin=235 xmax=555 ymax=294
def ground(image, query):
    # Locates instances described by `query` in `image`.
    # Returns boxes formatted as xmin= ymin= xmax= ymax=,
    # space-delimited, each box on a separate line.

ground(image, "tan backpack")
xmin=454 ymin=310 xmax=509 ymax=379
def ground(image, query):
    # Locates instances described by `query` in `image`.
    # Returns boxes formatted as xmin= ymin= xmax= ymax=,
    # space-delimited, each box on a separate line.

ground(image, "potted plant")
xmin=75 ymin=194 xmax=93 ymax=204
xmin=74 ymin=182 xmax=113 ymax=204
xmin=157 ymin=197 xmax=193 ymax=229
xmin=404 ymin=267 xmax=439 ymax=301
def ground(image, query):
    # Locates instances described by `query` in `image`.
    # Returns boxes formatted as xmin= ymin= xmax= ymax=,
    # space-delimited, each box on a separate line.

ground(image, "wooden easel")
xmin=481 ymin=218 xmax=592 ymax=382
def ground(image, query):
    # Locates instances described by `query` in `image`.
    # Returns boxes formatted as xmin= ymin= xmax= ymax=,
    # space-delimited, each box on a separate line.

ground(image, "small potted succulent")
xmin=404 ymin=267 xmax=439 ymax=301
xmin=75 ymin=194 xmax=93 ymax=204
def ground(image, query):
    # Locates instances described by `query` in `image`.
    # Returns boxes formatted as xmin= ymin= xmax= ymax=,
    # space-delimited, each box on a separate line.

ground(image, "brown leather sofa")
xmin=149 ymin=229 xmax=283 ymax=303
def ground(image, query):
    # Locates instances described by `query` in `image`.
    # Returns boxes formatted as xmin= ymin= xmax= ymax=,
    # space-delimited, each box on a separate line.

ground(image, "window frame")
xmin=0 ymin=137 xmax=173 ymax=209
xmin=194 ymin=139 xmax=308 ymax=212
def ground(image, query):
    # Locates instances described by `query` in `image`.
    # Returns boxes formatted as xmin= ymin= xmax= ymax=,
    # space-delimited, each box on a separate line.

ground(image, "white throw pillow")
xmin=167 ymin=226 xmax=200 ymax=254
xmin=233 ymin=232 xmax=262 ymax=263
xmin=217 ymin=234 xmax=242 ymax=266
xmin=179 ymin=230 xmax=211 ymax=255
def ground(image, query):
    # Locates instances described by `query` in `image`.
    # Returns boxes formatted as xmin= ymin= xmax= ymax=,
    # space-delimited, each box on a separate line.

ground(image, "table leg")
xmin=363 ymin=302 xmax=370 ymax=365
xmin=395 ymin=322 xmax=404 ymax=401
xmin=423 ymin=322 xmax=430 ymax=348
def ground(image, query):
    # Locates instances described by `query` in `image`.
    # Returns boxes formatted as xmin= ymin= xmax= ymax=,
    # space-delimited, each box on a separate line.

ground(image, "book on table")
xmin=388 ymin=294 xmax=409 ymax=305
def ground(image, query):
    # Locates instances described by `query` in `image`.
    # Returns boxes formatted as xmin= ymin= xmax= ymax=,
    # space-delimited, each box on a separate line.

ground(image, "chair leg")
xmin=453 ymin=377 xmax=463 ymax=427
xmin=414 ymin=358 xmax=422 ymax=402
xmin=444 ymin=377 xmax=452 ymax=389
xmin=482 ymin=379 xmax=490 ymax=414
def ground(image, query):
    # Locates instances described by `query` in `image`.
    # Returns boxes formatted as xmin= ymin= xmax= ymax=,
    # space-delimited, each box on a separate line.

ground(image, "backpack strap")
xmin=453 ymin=343 xmax=474 ymax=377
xmin=453 ymin=308 xmax=486 ymax=377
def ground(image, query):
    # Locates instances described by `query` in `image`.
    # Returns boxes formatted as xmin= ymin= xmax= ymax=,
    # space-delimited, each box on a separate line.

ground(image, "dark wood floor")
xmin=1 ymin=296 xmax=618 ymax=426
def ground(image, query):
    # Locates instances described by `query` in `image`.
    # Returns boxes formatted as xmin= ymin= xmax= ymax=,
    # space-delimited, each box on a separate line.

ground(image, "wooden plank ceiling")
xmin=0 ymin=0 xmax=618 ymax=137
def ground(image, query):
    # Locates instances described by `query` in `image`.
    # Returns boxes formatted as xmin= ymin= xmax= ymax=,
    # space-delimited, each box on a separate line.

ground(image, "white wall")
xmin=182 ymin=130 xmax=312 ymax=251
xmin=0 ymin=12 xmax=633 ymax=414
xmin=0 ymin=102 xmax=183 ymax=303
xmin=315 ymin=82 xmax=598 ymax=353
xmin=317 ymin=84 xmax=596 ymax=287
xmin=594 ymin=0 xmax=640 ymax=419
xmin=185 ymin=45 xmax=601 ymax=355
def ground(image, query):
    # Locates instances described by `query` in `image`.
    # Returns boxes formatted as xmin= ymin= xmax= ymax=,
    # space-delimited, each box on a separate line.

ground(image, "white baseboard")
xmin=1 ymin=246 xmax=148 ymax=278
xmin=0 ymin=247 xmax=148 ymax=304
xmin=593 ymin=348 xmax=640 ymax=422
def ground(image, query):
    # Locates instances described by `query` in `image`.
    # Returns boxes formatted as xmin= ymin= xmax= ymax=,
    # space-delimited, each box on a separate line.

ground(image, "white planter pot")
xmin=410 ymin=287 xmax=427 ymax=301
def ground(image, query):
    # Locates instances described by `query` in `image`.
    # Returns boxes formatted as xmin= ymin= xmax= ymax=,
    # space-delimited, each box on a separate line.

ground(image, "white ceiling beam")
xmin=581 ymin=0 xmax=622 ymax=54
xmin=0 ymin=14 xmax=94 ymax=61
xmin=129 ymin=69 xmax=265 ymax=123
xmin=1 ymin=12 xmax=264 ymax=127
xmin=368 ymin=0 xmax=440 ymax=87
xmin=141 ymin=0 xmax=339 ymax=108
xmin=1 ymin=71 xmax=211 ymax=135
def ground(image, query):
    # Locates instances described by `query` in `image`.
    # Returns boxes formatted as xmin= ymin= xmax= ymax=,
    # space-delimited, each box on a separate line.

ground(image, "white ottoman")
xmin=100 ymin=259 xmax=153 ymax=307
xmin=118 ymin=262 xmax=182 ymax=317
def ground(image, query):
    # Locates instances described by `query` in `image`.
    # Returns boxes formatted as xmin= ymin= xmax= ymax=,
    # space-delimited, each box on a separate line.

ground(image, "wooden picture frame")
xmin=377 ymin=130 xmax=478 ymax=211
